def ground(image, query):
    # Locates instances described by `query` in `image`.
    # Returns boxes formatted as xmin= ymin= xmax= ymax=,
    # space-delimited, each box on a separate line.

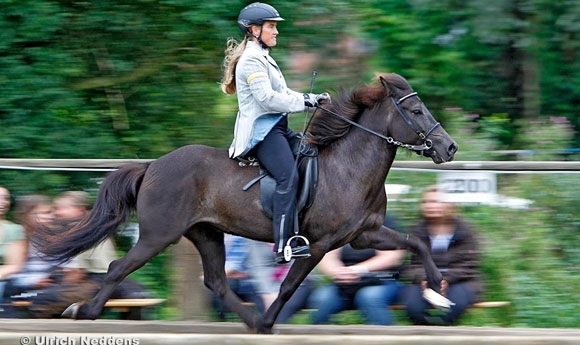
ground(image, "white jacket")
xmin=229 ymin=41 xmax=306 ymax=158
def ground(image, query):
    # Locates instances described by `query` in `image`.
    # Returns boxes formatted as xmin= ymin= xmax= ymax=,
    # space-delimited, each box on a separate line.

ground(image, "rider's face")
xmin=251 ymin=21 xmax=278 ymax=47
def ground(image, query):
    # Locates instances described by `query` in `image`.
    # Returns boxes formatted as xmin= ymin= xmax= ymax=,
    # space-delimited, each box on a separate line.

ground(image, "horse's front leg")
xmin=262 ymin=251 xmax=324 ymax=330
xmin=350 ymin=226 xmax=443 ymax=292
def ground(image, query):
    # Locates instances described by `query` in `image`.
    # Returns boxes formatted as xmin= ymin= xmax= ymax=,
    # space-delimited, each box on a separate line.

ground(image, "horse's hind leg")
xmin=68 ymin=233 xmax=179 ymax=320
xmin=184 ymin=226 xmax=268 ymax=333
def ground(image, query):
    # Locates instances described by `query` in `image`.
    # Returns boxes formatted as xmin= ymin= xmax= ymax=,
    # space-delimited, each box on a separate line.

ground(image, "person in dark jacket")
xmin=401 ymin=185 xmax=482 ymax=325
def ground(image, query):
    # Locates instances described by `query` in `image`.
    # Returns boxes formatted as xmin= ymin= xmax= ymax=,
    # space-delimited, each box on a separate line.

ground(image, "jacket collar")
xmin=247 ymin=40 xmax=269 ymax=56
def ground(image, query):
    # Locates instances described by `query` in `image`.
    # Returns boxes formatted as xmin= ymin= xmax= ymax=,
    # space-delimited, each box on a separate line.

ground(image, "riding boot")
xmin=272 ymin=185 xmax=310 ymax=264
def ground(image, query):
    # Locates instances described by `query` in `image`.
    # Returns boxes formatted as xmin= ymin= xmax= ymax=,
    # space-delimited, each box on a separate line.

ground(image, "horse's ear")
xmin=379 ymin=75 xmax=394 ymax=97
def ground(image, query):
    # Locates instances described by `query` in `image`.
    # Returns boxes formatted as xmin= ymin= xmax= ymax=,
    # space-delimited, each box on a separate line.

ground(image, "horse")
xmin=39 ymin=73 xmax=457 ymax=333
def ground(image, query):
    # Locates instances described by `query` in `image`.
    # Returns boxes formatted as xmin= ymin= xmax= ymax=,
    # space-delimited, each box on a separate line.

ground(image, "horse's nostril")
xmin=448 ymin=143 xmax=458 ymax=155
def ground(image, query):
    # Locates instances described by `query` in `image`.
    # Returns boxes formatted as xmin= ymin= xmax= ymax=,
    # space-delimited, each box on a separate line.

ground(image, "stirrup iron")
xmin=283 ymin=235 xmax=310 ymax=261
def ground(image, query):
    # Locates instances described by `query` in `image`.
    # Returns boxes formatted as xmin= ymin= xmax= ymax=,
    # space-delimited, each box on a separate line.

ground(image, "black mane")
xmin=307 ymin=73 xmax=412 ymax=147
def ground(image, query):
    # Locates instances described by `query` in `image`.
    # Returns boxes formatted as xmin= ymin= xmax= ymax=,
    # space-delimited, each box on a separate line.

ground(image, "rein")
xmin=313 ymin=92 xmax=438 ymax=152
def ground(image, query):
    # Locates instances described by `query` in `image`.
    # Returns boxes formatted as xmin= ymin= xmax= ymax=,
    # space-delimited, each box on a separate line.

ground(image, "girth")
xmin=241 ymin=134 xmax=319 ymax=219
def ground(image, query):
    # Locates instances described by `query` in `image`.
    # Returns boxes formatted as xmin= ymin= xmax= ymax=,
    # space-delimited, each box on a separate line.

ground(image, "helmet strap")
xmin=249 ymin=25 xmax=270 ymax=49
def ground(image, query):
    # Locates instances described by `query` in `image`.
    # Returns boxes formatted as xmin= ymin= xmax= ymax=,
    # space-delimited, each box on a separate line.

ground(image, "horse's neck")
xmin=324 ymin=127 xmax=396 ymax=187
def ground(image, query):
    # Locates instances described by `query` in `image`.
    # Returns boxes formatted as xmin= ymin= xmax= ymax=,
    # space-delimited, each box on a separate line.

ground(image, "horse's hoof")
xmin=61 ymin=303 xmax=81 ymax=319
xmin=423 ymin=288 xmax=455 ymax=311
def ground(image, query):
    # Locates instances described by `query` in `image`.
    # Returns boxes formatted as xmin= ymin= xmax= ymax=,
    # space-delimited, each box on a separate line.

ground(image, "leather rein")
xmin=314 ymin=92 xmax=439 ymax=153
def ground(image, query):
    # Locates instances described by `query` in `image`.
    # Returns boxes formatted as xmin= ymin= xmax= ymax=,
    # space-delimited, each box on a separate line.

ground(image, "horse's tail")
xmin=41 ymin=162 xmax=150 ymax=262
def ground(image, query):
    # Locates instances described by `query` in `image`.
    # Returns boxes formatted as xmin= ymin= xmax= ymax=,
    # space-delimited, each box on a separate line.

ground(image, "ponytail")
xmin=220 ymin=37 xmax=248 ymax=95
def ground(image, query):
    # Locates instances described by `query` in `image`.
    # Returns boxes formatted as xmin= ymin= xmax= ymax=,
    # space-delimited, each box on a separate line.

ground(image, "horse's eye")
xmin=412 ymin=109 xmax=423 ymax=115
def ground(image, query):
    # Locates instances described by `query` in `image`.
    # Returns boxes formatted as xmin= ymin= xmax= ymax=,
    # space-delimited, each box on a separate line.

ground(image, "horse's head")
xmin=378 ymin=73 xmax=457 ymax=164
xmin=307 ymin=73 xmax=457 ymax=164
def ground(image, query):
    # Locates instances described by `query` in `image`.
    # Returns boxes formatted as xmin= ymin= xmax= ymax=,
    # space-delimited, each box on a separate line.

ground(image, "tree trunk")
xmin=170 ymin=237 xmax=210 ymax=320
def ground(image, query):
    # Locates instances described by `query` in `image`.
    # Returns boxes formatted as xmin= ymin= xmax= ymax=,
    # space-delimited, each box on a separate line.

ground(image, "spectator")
xmin=54 ymin=191 xmax=149 ymax=299
xmin=5 ymin=195 xmax=57 ymax=298
xmin=247 ymin=241 xmax=312 ymax=323
xmin=400 ymin=185 xmax=482 ymax=325
xmin=0 ymin=186 xmax=27 ymax=313
xmin=307 ymin=215 xmax=405 ymax=325
xmin=26 ymin=191 xmax=148 ymax=318
xmin=212 ymin=235 xmax=265 ymax=320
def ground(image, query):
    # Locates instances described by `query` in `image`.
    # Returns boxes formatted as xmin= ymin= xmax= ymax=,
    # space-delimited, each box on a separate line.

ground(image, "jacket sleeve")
xmin=442 ymin=224 xmax=481 ymax=285
xmin=401 ymin=229 xmax=429 ymax=284
xmin=238 ymin=54 xmax=306 ymax=113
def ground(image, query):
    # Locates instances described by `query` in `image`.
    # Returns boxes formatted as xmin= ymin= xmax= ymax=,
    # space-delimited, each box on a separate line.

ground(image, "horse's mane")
xmin=307 ymin=73 xmax=411 ymax=147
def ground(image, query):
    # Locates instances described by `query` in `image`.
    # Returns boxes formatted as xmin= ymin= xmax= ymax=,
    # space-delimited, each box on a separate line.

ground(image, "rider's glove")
xmin=304 ymin=93 xmax=331 ymax=107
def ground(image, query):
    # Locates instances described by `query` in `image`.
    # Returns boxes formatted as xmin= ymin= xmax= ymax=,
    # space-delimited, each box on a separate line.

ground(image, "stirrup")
xmin=283 ymin=235 xmax=311 ymax=262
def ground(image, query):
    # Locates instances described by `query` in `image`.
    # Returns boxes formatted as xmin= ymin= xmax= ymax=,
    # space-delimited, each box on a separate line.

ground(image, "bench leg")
xmin=119 ymin=307 xmax=143 ymax=320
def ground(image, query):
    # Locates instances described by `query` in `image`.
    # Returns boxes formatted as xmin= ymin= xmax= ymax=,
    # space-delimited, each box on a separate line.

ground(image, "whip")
xmin=302 ymin=71 xmax=318 ymax=133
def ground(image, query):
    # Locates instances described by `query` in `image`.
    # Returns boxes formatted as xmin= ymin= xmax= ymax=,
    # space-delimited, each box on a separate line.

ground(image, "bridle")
xmin=313 ymin=92 xmax=439 ymax=153
xmin=390 ymin=92 xmax=440 ymax=151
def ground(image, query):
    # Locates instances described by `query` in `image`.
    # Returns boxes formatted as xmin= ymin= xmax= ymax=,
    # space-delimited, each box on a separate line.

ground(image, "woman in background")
xmin=401 ymin=185 xmax=482 ymax=325
xmin=0 ymin=186 xmax=27 ymax=299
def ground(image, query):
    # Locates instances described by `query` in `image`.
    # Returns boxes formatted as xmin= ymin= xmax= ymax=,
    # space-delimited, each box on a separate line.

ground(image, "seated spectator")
xmin=5 ymin=194 xmax=57 ymax=298
xmin=211 ymin=235 xmax=265 ymax=320
xmin=308 ymin=215 xmax=405 ymax=325
xmin=0 ymin=186 xmax=27 ymax=315
xmin=25 ymin=191 xmax=148 ymax=318
xmin=400 ymin=185 xmax=482 ymax=325
xmin=247 ymin=241 xmax=312 ymax=323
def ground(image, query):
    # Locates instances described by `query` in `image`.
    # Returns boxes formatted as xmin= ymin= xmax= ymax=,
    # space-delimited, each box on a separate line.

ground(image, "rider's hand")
xmin=304 ymin=93 xmax=331 ymax=107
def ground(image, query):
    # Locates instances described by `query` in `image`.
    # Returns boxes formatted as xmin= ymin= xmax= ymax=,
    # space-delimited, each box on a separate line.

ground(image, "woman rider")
xmin=220 ymin=2 xmax=330 ymax=263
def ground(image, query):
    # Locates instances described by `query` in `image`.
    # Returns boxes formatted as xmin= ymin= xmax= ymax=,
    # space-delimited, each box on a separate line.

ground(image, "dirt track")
xmin=1 ymin=319 xmax=579 ymax=345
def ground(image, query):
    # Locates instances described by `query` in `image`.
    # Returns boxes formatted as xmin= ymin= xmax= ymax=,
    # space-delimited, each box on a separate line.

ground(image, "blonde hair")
xmin=55 ymin=191 xmax=91 ymax=209
xmin=220 ymin=37 xmax=249 ymax=95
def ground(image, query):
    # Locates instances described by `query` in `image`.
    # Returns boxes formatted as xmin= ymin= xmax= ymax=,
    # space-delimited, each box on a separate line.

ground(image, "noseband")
xmin=315 ymin=92 xmax=438 ymax=152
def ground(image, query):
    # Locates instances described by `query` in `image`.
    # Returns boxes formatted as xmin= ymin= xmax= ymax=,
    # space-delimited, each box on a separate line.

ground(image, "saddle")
xmin=240 ymin=134 xmax=319 ymax=220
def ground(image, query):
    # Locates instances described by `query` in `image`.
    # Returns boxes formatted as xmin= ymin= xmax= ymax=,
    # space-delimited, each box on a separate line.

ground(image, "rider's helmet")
xmin=238 ymin=2 xmax=284 ymax=35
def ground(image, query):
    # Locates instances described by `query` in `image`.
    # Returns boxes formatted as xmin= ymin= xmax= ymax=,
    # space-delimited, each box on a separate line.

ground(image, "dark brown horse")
xmin=40 ymin=73 xmax=457 ymax=333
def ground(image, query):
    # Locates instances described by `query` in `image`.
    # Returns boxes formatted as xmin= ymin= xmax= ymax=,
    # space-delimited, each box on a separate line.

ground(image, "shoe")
xmin=274 ymin=245 xmax=311 ymax=264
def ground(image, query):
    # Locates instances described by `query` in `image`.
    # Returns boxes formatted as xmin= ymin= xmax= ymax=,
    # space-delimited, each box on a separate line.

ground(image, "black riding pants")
xmin=253 ymin=117 xmax=299 ymax=253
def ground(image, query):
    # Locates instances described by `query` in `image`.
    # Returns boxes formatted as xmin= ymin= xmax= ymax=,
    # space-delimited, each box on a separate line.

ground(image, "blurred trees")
xmin=2 ymin=1 xmax=579 ymax=166
xmin=360 ymin=0 xmax=580 ymax=149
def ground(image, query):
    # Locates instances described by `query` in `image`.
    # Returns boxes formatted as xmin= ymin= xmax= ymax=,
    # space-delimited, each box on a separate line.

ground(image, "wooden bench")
xmin=243 ymin=300 xmax=510 ymax=311
xmin=11 ymin=298 xmax=166 ymax=320
xmin=390 ymin=301 xmax=511 ymax=310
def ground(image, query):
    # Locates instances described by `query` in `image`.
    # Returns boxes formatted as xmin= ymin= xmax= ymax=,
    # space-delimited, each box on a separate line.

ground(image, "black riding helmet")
xmin=238 ymin=2 xmax=284 ymax=37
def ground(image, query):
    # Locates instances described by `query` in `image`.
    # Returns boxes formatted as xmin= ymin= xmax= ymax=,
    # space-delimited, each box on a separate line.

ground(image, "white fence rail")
xmin=0 ymin=159 xmax=579 ymax=173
